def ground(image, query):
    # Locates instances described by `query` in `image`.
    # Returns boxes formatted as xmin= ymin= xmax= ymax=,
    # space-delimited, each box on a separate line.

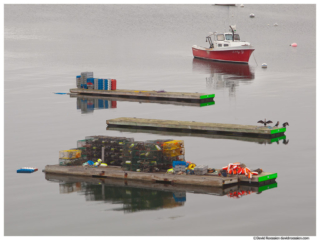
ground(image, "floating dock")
xmin=43 ymin=165 xmax=277 ymax=187
xmin=44 ymin=165 xmax=237 ymax=187
xmin=70 ymin=93 xmax=215 ymax=107
xmin=107 ymin=126 xmax=287 ymax=144
xmin=70 ymin=88 xmax=215 ymax=103
xmin=106 ymin=118 xmax=286 ymax=138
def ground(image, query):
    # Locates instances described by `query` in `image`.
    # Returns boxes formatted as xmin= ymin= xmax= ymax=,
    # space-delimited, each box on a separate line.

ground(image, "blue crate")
xmin=103 ymin=79 xmax=109 ymax=90
xmin=172 ymin=161 xmax=186 ymax=167
xmin=87 ymin=78 xmax=94 ymax=84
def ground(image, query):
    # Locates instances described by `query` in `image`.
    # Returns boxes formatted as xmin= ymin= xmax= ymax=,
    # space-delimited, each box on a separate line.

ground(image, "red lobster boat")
xmin=192 ymin=26 xmax=254 ymax=64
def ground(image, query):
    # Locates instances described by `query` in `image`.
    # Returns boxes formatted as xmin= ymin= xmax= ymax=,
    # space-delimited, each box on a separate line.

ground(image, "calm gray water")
xmin=4 ymin=4 xmax=316 ymax=236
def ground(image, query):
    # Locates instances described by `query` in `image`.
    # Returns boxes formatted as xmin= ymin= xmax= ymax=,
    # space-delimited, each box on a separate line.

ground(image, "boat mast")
xmin=229 ymin=25 xmax=235 ymax=41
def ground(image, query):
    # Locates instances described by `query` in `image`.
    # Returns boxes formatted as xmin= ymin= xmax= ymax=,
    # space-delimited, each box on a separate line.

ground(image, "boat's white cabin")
xmin=210 ymin=32 xmax=251 ymax=48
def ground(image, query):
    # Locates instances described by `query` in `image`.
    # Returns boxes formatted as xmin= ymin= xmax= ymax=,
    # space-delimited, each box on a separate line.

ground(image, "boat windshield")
xmin=225 ymin=34 xmax=233 ymax=40
xmin=224 ymin=33 xmax=241 ymax=41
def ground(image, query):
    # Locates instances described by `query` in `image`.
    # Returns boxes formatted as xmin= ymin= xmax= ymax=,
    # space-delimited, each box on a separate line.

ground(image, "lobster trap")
xmin=59 ymin=150 xmax=82 ymax=159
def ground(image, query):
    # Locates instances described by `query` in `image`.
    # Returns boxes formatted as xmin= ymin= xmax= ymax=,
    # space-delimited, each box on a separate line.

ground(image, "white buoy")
xmin=240 ymin=4 xmax=244 ymax=7
xmin=262 ymin=63 xmax=267 ymax=68
xmin=250 ymin=13 xmax=255 ymax=18
xmin=274 ymin=23 xmax=278 ymax=26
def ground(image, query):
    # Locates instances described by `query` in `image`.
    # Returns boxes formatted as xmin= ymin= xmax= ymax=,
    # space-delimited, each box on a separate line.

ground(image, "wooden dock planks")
xmin=69 ymin=88 xmax=215 ymax=103
xmin=44 ymin=165 xmax=238 ymax=187
xmin=106 ymin=117 xmax=286 ymax=138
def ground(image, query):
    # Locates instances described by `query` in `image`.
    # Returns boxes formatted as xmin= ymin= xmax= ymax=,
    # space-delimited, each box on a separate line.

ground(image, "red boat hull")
xmin=192 ymin=47 xmax=254 ymax=64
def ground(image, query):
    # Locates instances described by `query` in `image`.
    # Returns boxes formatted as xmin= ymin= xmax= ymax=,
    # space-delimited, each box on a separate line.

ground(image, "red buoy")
xmin=291 ymin=43 xmax=297 ymax=47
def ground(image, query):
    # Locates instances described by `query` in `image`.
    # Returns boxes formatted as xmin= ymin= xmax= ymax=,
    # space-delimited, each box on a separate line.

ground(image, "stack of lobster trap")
xmin=77 ymin=136 xmax=134 ymax=166
xmin=123 ymin=139 xmax=185 ymax=172
xmin=59 ymin=136 xmax=186 ymax=171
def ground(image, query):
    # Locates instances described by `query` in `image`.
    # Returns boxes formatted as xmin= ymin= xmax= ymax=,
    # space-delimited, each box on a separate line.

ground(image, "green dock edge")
xmin=270 ymin=128 xmax=286 ymax=134
xmin=200 ymin=101 xmax=215 ymax=107
xmin=200 ymin=94 xmax=215 ymax=99
xmin=258 ymin=173 xmax=277 ymax=182
xmin=270 ymin=135 xmax=286 ymax=143
xmin=258 ymin=182 xmax=278 ymax=192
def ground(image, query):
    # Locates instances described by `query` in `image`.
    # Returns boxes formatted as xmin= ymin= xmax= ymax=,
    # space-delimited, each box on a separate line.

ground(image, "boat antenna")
xmin=229 ymin=25 xmax=236 ymax=41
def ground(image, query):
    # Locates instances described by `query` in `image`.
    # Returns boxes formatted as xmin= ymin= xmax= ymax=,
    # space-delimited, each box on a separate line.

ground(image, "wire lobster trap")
xmin=59 ymin=150 xmax=82 ymax=159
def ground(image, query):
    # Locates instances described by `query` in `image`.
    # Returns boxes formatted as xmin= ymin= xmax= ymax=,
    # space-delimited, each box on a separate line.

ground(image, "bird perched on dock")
xmin=274 ymin=121 xmax=279 ymax=127
xmin=257 ymin=119 xmax=273 ymax=126
xmin=283 ymin=122 xmax=289 ymax=127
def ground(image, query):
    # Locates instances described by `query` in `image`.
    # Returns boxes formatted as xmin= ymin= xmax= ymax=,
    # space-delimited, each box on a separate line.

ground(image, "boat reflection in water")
xmin=46 ymin=173 xmax=277 ymax=213
xmin=192 ymin=58 xmax=255 ymax=97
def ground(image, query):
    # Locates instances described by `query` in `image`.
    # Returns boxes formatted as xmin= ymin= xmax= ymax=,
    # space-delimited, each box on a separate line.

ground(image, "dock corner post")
xmin=102 ymin=147 xmax=105 ymax=163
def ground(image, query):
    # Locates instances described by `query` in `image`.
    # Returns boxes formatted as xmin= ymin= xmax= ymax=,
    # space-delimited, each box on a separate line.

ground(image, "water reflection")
xmin=74 ymin=95 xmax=117 ymax=114
xmin=107 ymin=126 xmax=287 ymax=145
xmin=71 ymin=94 xmax=214 ymax=111
xmin=46 ymin=173 xmax=277 ymax=213
xmin=192 ymin=58 xmax=255 ymax=97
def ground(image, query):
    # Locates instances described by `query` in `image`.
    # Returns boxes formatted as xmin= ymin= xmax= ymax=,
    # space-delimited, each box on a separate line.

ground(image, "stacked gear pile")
xmin=59 ymin=136 xmax=186 ymax=169
xmin=78 ymin=136 xmax=134 ymax=165
xmin=123 ymin=139 xmax=186 ymax=172
xmin=162 ymin=140 xmax=185 ymax=166
xmin=76 ymin=72 xmax=117 ymax=90
xmin=59 ymin=150 xmax=87 ymax=166
xmin=220 ymin=162 xmax=263 ymax=179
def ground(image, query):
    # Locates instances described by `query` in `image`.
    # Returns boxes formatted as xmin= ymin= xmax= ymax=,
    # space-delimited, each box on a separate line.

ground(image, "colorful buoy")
xmin=291 ymin=43 xmax=297 ymax=47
